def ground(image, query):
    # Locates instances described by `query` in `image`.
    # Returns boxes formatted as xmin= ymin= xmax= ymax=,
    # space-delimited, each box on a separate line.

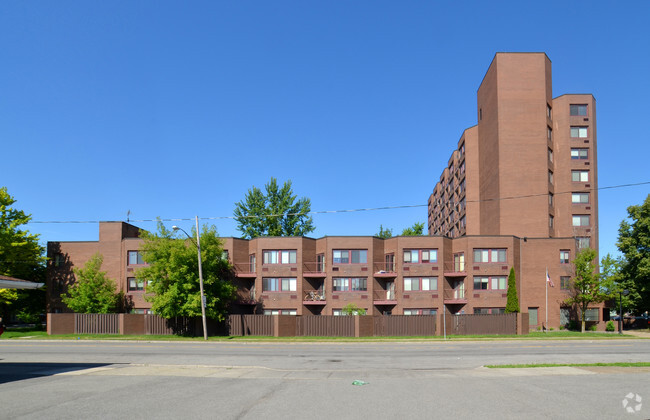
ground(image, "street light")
xmin=619 ymin=289 xmax=629 ymax=335
xmin=173 ymin=215 xmax=208 ymax=341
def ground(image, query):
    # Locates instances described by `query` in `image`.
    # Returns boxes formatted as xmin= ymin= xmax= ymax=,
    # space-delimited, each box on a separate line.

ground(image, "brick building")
xmin=46 ymin=53 xmax=606 ymax=330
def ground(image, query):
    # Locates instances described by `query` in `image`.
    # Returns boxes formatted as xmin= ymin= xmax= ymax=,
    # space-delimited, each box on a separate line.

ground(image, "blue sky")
xmin=2 ymin=1 xmax=649 ymax=259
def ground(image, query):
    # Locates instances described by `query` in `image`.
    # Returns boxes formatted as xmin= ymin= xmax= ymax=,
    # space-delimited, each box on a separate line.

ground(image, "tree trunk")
xmin=581 ymin=320 xmax=586 ymax=333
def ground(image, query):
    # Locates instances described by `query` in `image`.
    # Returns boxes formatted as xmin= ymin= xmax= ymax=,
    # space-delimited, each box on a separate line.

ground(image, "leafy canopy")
xmin=376 ymin=225 xmax=393 ymax=239
xmin=401 ymin=222 xmax=425 ymax=236
xmin=0 ymin=187 xmax=46 ymax=321
xmin=137 ymin=222 xmax=237 ymax=321
xmin=61 ymin=253 xmax=122 ymax=313
xmin=564 ymin=248 xmax=612 ymax=332
xmin=234 ymin=178 xmax=315 ymax=238
xmin=505 ymin=267 xmax=519 ymax=313
xmin=0 ymin=187 xmax=45 ymax=280
xmin=375 ymin=222 xmax=424 ymax=239
xmin=616 ymin=194 xmax=650 ymax=313
xmin=341 ymin=303 xmax=367 ymax=316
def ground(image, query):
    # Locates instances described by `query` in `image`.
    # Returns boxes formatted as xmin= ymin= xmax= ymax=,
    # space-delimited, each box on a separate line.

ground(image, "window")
xmin=131 ymin=308 xmax=153 ymax=314
xmin=128 ymin=251 xmax=145 ymax=265
xmin=570 ymin=104 xmax=588 ymax=116
xmin=473 ymin=249 xmax=507 ymax=263
xmin=53 ymin=253 xmax=65 ymax=267
xmin=249 ymin=254 xmax=256 ymax=272
xmin=547 ymin=126 xmax=552 ymax=141
xmin=548 ymin=170 xmax=553 ymax=184
xmin=571 ymin=170 xmax=589 ymax=182
xmin=560 ymin=250 xmax=570 ymax=264
xmin=571 ymin=148 xmax=588 ymax=160
xmin=529 ymin=308 xmax=538 ymax=326
xmin=403 ymin=309 xmax=437 ymax=315
xmin=473 ymin=276 xmax=507 ymax=290
xmin=333 ymin=277 xmax=367 ymax=292
xmin=262 ymin=278 xmax=297 ymax=292
xmin=263 ymin=250 xmax=297 ymax=264
xmin=264 ymin=309 xmax=297 ymax=315
xmin=333 ymin=250 xmax=367 ymax=264
xmin=548 ymin=148 xmax=553 ymax=162
xmin=570 ymin=126 xmax=588 ymax=138
xmin=549 ymin=193 xmax=554 ymax=206
xmin=549 ymin=215 xmax=554 ymax=228
xmin=585 ymin=308 xmax=599 ymax=322
xmin=560 ymin=276 xmax=570 ymax=290
xmin=128 ymin=277 xmax=146 ymax=292
xmin=560 ymin=308 xmax=570 ymax=326
xmin=572 ymin=193 xmax=589 ymax=204
xmin=403 ymin=249 xmax=438 ymax=264
xmin=474 ymin=308 xmax=505 ymax=315
xmin=404 ymin=277 xmax=438 ymax=291
xmin=547 ymin=104 xmax=552 ymax=119
xmin=572 ymin=215 xmax=590 ymax=227
xmin=576 ymin=237 xmax=590 ymax=249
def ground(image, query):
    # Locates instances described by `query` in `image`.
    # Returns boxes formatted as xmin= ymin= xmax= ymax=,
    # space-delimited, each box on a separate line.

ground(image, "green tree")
xmin=616 ymin=194 xmax=650 ymax=313
xmin=234 ymin=178 xmax=315 ymax=238
xmin=505 ymin=267 xmax=520 ymax=313
xmin=376 ymin=225 xmax=393 ymax=239
xmin=138 ymin=222 xmax=237 ymax=322
xmin=341 ymin=303 xmax=366 ymax=315
xmin=0 ymin=187 xmax=46 ymax=320
xmin=564 ymin=248 xmax=611 ymax=333
xmin=401 ymin=222 xmax=425 ymax=236
xmin=0 ymin=187 xmax=45 ymax=281
xmin=61 ymin=253 xmax=122 ymax=313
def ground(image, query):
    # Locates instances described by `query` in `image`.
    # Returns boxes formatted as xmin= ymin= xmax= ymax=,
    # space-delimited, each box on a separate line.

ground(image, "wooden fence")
xmin=297 ymin=315 xmax=355 ymax=337
xmin=445 ymin=313 xmax=517 ymax=335
xmin=374 ymin=315 xmax=436 ymax=336
xmin=48 ymin=313 xmax=527 ymax=337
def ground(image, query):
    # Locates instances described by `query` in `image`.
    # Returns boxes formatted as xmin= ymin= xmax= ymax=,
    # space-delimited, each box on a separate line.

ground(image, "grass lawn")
xmin=0 ymin=328 xmax=642 ymax=341
xmin=486 ymin=362 xmax=650 ymax=368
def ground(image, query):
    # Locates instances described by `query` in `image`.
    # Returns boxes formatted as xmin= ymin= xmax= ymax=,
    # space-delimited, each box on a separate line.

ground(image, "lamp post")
xmin=618 ymin=289 xmax=629 ymax=335
xmin=173 ymin=215 xmax=208 ymax=341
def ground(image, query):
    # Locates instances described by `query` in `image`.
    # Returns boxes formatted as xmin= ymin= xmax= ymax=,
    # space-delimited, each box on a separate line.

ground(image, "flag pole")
xmin=545 ymin=267 xmax=548 ymax=332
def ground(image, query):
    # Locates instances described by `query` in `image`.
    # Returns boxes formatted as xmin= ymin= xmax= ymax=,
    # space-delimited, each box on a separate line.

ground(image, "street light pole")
xmin=619 ymin=289 xmax=629 ymax=335
xmin=172 ymin=216 xmax=208 ymax=341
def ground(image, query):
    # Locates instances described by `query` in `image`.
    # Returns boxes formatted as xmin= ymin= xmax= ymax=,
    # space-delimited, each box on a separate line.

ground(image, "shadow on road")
xmin=0 ymin=362 xmax=115 ymax=385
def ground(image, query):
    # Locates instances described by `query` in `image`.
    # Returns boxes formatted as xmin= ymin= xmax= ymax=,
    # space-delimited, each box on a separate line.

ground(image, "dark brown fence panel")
xmin=228 ymin=314 xmax=274 ymax=336
xmin=375 ymin=316 xmax=437 ymax=336
xmin=297 ymin=316 xmax=355 ymax=337
xmin=145 ymin=315 xmax=195 ymax=335
xmin=445 ymin=313 xmax=517 ymax=335
xmin=75 ymin=313 xmax=120 ymax=334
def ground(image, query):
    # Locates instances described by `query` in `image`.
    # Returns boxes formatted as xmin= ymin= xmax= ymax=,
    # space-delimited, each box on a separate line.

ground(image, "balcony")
xmin=235 ymin=289 xmax=257 ymax=305
xmin=373 ymin=262 xmax=396 ymax=277
xmin=443 ymin=288 xmax=467 ymax=304
xmin=373 ymin=290 xmax=396 ymax=305
xmin=233 ymin=263 xmax=256 ymax=278
xmin=443 ymin=262 xmax=467 ymax=277
xmin=303 ymin=262 xmax=326 ymax=277
xmin=303 ymin=289 xmax=326 ymax=305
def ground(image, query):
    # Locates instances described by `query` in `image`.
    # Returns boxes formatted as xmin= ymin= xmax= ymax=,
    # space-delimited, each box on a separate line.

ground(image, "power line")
xmin=26 ymin=181 xmax=650 ymax=224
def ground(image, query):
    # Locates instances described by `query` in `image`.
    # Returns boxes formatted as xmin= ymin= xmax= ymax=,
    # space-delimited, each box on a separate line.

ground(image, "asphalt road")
xmin=1 ymin=339 xmax=650 ymax=419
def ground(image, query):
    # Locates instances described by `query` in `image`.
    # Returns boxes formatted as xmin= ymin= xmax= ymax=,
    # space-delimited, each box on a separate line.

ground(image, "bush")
xmin=567 ymin=320 xmax=580 ymax=331
xmin=606 ymin=320 xmax=615 ymax=332
xmin=589 ymin=324 xmax=598 ymax=331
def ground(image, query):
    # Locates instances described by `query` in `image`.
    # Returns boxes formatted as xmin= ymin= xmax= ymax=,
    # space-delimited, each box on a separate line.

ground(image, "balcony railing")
xmin=233 ymin=263 xmax=256 ymax=277
xmin=303 ymin=289 xmax=326 ymax=302
xmin=303 ymin=262 xmax=326 ymax=276
xmin=373 ymin=290 xmax=396 ymax=302
xmin=373 ymin=262 xmax=396 ymax=276
xmin=443 ymin=288 xmax=466 ymax=302
xmin=236 ymin=289 xmax=257 ymax=304
xmin=443 ymin=262 xmax=466 ymax=274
